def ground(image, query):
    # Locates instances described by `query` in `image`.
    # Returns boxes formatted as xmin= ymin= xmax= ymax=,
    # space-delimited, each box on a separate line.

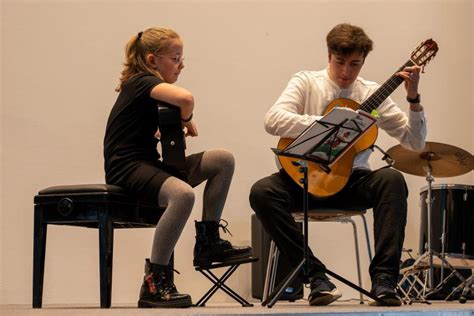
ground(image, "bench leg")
xmin=99 ymin=212 xmax=114 ymax=308
xmin=33 ymin=205 xmax=47 ymax=308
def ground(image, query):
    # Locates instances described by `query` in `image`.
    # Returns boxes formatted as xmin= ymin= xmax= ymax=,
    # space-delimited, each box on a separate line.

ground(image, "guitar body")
xmin=277 ymin=98 xmax=378 ymax=198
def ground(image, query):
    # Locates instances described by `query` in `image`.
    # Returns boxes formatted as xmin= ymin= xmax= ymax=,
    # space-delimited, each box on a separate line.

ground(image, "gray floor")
xmin=2 ymin=301 xmax=473 ymax=316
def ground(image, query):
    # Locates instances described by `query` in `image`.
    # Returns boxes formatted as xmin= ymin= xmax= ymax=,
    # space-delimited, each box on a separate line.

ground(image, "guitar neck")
xmin=359 ymin=60 xmax=415 ymax=113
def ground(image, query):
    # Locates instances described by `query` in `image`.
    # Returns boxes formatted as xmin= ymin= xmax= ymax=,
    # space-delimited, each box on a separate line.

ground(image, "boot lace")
xmin=163 ymin=268 xmax=181 ymax=294
xmin=218 ymin=219 xmax=233 ymax=237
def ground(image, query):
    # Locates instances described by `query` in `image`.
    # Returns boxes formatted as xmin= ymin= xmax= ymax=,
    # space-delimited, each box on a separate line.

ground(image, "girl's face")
xmin=152 ymin=38 xmax=184 ymax=83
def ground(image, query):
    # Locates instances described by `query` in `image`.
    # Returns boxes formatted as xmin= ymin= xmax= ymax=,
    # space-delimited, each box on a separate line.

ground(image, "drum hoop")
xmin=444 ymin=253 xmax=474 ymax=260
xmin=420 ymin=183 xmax=474 ymax=194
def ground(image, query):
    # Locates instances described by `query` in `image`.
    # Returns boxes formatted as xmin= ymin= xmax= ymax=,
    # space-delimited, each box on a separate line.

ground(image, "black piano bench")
xmin=32 ymin=184 xmax=165 ymax=308
xmin=194 ymin=256 xmax=259 ymax=307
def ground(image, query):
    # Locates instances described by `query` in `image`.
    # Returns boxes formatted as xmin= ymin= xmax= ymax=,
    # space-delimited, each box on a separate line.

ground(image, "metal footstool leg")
xmin=195 ymin=257 xmax=258 ymax=307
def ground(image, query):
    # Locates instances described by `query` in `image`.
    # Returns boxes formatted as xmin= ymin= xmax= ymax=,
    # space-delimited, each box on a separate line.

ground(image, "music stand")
xmin=276 ymin=107 xmax=376 ymax=169
xmin=262 ymin=109 xmax=385 ymax=307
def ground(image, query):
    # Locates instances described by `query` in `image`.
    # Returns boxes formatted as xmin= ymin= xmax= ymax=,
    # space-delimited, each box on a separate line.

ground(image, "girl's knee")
xmin=161 ymin=178 xmax=195 ymax=207
xmin=176 ymin=187 xmax=195 ymax=205
xmin=212 ymin=149 xmax=235 ymax=170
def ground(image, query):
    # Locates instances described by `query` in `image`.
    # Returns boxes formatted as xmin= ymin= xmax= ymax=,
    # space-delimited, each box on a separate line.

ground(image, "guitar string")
xmin=359 ymin=60 xmax=414 ymax=113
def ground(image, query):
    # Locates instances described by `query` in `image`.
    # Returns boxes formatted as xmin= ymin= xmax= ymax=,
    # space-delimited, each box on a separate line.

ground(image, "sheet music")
xmin=283 ymin=107 xmax=376 ymax=164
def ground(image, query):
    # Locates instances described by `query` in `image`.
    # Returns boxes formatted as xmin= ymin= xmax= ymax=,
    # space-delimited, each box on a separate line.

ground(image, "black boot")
xmin=193 ymin=220 xmax=252 ymax=267
xmin=138 ymin=259 xmax=192 ymax=308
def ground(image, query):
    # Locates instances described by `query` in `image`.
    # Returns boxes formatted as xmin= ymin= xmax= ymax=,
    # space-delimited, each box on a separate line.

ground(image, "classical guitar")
xmin=277 ymin=39 xmax=439 ymax=198
xmin=158 ymin=102 xmax=187 ymax=177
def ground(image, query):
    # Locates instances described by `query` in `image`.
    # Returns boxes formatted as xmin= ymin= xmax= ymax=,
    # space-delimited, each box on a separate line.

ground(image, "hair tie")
xmin=137 ymin=31 xmax=143 ymax=40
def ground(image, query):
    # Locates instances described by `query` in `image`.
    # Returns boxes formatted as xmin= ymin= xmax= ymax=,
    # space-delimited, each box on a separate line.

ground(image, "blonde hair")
xmin=115 ymin=27 xmax=180 ymax=92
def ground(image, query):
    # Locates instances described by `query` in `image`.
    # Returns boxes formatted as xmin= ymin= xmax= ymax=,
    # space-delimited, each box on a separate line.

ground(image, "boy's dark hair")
xmin=326 ymin=23 xmax=373 ymax=58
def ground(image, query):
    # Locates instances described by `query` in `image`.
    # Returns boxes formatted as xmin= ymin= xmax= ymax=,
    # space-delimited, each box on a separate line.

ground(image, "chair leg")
xmin=360 ymin=214 xmax=373 ymax=261
xmin=99 ymin=211 xmax=114 ymax=308
xmin=263 ymin=240 xmax=279 ymax=302
xmin=33 ymin=205 xmax=47 ymax=308
xmin=349 ymin=219 xmax=364 ymax=304
xmin=270 ymin=245 xmax=280 ymax=296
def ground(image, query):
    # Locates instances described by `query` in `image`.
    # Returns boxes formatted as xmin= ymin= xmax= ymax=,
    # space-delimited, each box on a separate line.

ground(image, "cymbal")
xmin=386 ymin=142 xmax=473 ymax=177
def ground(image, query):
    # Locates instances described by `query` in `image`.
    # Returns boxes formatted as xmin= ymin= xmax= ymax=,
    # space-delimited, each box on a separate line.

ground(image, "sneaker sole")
xmin=369 ymin=294 xmax=402 ymax=306
xmin=309 ymin=289 xmax=342 ymax=306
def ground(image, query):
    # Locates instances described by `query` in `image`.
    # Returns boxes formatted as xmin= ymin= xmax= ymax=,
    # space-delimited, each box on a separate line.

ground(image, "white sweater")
xmin=264 ymin=68 xmax=427 ymax=170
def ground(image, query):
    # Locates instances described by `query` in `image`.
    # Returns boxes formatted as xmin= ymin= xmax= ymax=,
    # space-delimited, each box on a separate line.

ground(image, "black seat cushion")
xmin=38 ymin=184 xmax=126 ymax=195
xmin=34 ymin=184 xmax=163 ymax=228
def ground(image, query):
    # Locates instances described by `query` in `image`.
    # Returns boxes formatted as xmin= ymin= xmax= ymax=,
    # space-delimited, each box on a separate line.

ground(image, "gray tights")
xmin=150 ymin=149 xmax=235 ymax=265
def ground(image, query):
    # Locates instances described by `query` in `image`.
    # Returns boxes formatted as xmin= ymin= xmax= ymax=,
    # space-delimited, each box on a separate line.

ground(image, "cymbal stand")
xmin=397 ymin=165 xmax=435 ymax=304
xmin=425 ymin=164 xmax=435 ymax=289
xmin=398 ymin=163 xmax=465 ymax=303
xmin=429 ymin=207 xmax=467 ymax=301
xmin=420 ymin=165 xmax=467 ymax=299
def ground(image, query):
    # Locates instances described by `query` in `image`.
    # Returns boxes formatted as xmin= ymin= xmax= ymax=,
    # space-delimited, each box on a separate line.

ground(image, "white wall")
xmin=1 ymin=0 xmax=473 ymax=306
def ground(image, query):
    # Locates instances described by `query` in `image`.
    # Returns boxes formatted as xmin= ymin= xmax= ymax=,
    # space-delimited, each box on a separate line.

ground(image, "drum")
xmin=419 ymin=184 xmax=474 ymax=259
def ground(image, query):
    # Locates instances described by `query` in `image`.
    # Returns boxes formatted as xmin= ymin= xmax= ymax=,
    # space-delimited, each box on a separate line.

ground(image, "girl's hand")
xmin=183 ymin=120 xmax=198 ymax=137
xmin=155 ymin=120 xmax=197 ymax=139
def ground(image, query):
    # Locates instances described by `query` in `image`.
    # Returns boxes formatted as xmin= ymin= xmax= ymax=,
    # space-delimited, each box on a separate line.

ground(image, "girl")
xmin=104 ymin=27 xmax=251 ymax=308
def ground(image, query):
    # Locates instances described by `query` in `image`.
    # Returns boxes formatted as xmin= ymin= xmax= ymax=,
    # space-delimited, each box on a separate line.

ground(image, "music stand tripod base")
xmin=261 ymin=160 xmax=385 ymax=308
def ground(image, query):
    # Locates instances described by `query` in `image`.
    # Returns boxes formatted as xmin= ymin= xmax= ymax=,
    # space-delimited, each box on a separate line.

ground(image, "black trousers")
xmin=249 ymin=167 xmax=408 ymax=283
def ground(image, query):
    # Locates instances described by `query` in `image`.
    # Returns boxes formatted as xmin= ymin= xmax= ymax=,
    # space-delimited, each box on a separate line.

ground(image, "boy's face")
xmin=328 ymin=52 xmax=365 ymax=88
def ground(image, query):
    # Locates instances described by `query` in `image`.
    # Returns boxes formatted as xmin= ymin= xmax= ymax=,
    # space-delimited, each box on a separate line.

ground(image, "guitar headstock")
xmin=411 ymin=39 xmax=439 ymax=68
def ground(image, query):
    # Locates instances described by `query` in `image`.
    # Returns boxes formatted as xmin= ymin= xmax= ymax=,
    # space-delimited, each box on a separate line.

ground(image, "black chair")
xmin=32 ymin=184 xmax=165 ymax=308
xmin=33 ymin=104 xmax=187 ymax=308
